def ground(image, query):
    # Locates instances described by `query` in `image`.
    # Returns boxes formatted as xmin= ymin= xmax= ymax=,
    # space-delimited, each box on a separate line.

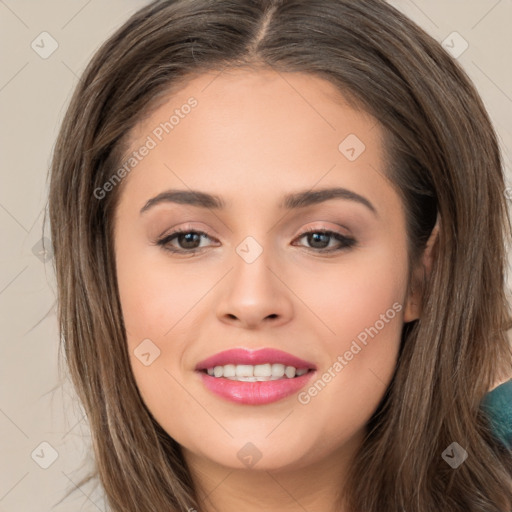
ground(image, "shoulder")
xmin=481 ymin=378 xmax=512 ymax=449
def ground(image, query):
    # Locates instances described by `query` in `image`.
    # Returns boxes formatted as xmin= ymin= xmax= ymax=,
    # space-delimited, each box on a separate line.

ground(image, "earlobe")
xmin=403 ymin=215 xmax=440 ymax=322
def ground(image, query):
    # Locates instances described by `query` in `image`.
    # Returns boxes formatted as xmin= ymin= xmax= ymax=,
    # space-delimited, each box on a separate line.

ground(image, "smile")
xmin=195 ymin=348 xmax=317 ymax=405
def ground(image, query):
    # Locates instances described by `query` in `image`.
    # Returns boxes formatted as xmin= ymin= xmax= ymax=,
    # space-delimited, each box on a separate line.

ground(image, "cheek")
xmin=115 ymin=239 xmax=208 ymax=431
xmin=115 ymin=226 xmax=210 ymax=343
xmin=115 ymin=235 xmax=231 ymax=427
xmin=298 ymin=242 xmax=407 ymax=346
xmin=295 ymin=248 xmax=407 ymax=445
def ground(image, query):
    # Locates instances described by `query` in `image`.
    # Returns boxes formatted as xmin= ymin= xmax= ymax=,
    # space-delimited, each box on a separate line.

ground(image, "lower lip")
xmin=197 ymin=371 xmax=316 ymax=405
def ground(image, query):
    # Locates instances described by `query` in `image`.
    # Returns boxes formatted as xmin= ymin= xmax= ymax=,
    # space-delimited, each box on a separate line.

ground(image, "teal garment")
xmin=480 ymin=379 xmax=512 ymax=449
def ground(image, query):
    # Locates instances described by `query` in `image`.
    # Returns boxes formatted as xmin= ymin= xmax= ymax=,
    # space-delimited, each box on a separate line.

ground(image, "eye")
xmin=292 ymin=227 xmax=356 ymax=253
xmin=156 ymin=228 xmax=218 ymax=254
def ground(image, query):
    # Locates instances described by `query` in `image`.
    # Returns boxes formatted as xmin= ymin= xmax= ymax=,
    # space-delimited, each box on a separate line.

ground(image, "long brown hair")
xmin=47 ymin=0 xmax=512 ymax=510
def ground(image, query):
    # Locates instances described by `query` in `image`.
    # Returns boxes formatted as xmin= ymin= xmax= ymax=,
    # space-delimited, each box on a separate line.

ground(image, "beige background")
xmin=1 ymin=1 xmax=511 ymax=511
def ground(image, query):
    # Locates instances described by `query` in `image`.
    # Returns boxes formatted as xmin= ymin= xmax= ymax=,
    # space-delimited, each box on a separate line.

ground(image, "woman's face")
xmin=114 ymin=68 xmax=418 ymax=474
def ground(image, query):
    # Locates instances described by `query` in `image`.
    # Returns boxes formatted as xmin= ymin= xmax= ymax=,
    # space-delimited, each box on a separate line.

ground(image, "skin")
xmin=114 ymin=68 xmax=434 ymax=512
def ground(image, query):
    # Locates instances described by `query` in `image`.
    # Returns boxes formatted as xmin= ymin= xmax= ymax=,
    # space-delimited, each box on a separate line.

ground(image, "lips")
xmin=195 ymin=348 xmax=317 ymax=371
xmin=194 ymin=348 xmax=317 ymax=405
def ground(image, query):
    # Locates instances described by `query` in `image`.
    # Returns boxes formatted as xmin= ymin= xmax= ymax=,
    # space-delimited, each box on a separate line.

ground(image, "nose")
xmin=215 ymin=247 xmax=294 ymax=330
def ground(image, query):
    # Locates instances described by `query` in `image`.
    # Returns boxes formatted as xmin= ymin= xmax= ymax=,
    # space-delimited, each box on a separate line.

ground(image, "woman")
xmin=47 ymin=0 xmax=512 ymax=510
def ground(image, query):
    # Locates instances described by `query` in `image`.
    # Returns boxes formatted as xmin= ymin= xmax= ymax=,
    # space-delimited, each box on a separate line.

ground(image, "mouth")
xmin=194 ymin=348 xmax=317 ymax=405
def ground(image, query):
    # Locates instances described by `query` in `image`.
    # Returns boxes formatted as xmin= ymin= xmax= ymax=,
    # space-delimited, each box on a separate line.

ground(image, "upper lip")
xmin=195 ymin=348 xmax=317 ymax=371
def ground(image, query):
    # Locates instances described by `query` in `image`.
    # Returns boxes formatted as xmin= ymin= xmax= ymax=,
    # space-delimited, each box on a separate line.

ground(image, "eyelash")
xmin=155 ymin=226 xmax=357 ymax=255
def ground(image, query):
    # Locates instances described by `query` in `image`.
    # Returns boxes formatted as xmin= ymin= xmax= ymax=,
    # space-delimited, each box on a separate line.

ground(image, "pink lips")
xmin=195 ymin=348 xmax=317 ymax=405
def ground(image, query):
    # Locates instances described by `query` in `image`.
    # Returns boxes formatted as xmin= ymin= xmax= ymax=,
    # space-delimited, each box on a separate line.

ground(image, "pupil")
xmin=180 ymin=233 xmax=200 ymax=249
xmin=309 ymin=232 xmax=329 ymax=248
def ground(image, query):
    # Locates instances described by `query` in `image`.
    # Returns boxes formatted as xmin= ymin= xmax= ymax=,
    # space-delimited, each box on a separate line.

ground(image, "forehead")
xmin=124 ymin=67 xmax=382 ymax=165
xmin=115 ymin=68 xmax=396 ymax=219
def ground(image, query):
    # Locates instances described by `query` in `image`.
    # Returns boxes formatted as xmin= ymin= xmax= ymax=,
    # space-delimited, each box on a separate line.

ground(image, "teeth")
xmin=237 ymin=364 xmax=253 ymax=377
xmin=285 ymin=366 xmax=296 ymax=378
xmin=253 ymin=363 xmax=272 ymax=377
xmin=223 ymin=364 xmax=236 ymax=377
xmin=205 ymin=363 xmax=310 ymax=380
xmin=271 ymin=363 xmax=285 ymax=377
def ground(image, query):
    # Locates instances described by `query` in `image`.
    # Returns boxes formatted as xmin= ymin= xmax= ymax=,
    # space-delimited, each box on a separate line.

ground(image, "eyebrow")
xmin=139 ymin=187 xmax=377 ymax=215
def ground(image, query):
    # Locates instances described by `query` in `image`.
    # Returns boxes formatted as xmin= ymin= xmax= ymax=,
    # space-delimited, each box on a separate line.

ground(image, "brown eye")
xmin=294 ymin=229 xmax=356 ymax=253
xmin=157 ymin=230 xmax=216 ymax=254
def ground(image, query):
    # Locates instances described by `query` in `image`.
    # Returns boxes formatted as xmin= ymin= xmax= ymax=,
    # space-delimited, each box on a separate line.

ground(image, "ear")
xmin=403 ymin=216 xmax=440 ymax=322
